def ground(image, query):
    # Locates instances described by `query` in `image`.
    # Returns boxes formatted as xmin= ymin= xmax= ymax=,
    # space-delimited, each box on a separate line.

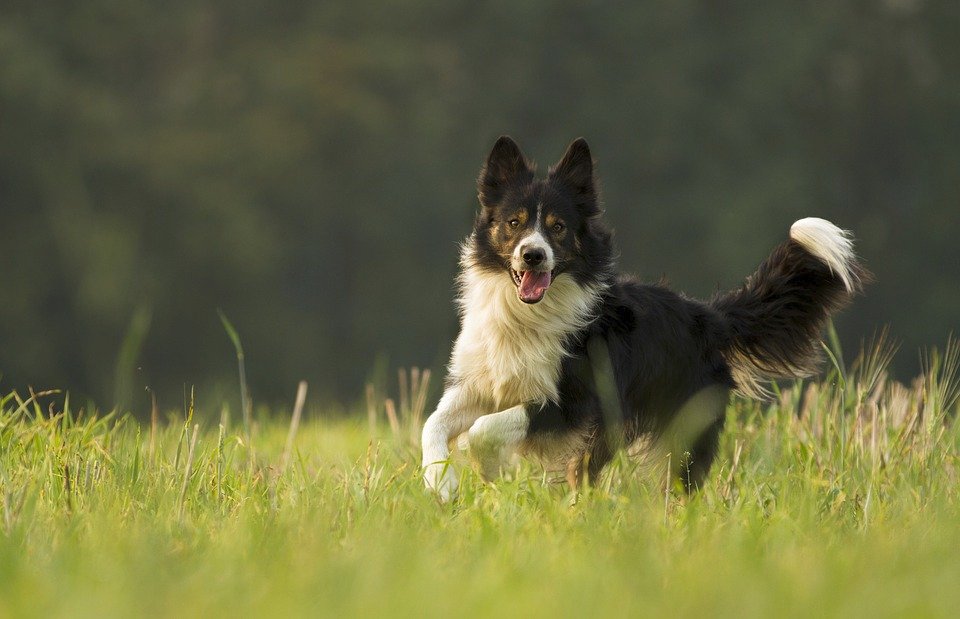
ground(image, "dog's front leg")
xmin=421 ymin=385 xmax=484 ymax=501
xmin=465 ymin=404 xmax=530 ymax=481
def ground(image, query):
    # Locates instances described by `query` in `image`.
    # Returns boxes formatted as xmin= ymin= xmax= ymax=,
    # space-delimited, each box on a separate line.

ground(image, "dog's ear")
xmin=549 ymin=138 xmax=598 ymax=215
xmin=478 ymin=136 xmax=534 ymax=206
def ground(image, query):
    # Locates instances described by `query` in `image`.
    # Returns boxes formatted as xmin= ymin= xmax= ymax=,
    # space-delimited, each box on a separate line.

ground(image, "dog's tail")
xmin=711 ymin=218 xmax=867 ymax=398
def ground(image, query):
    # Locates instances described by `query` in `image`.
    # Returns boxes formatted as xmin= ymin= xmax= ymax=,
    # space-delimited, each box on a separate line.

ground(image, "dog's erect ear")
xmin=549 ymin=138 xmax=598 ymax=215
xmin=478 ymin=136 xmax=534 ymax=206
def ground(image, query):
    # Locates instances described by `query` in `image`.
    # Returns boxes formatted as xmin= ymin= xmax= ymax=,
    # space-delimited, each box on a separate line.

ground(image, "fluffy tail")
xmin=712 ymin=218 xmax=867 ymax=398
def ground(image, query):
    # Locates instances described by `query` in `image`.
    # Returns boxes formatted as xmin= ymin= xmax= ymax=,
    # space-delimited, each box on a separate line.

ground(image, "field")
xmin=1 ymin=339 xmax=959 ymax=618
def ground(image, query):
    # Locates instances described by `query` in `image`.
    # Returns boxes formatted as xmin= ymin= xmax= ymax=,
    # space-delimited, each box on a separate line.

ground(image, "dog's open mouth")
xmin=511 ymin=269 xmax=553 ymax=304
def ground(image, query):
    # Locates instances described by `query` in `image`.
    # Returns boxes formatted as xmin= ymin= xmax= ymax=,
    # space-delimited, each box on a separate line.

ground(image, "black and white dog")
xmin=422 ymin=136 xmax=864 ymax=500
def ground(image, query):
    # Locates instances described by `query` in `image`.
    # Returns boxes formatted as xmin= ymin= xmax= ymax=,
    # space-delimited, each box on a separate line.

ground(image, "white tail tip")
xmin=789 ymin=217 xmax=858 ymax=292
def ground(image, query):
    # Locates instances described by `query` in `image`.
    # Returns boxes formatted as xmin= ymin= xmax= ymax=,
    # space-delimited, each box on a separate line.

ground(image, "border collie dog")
xmin=422 ymin=136 xmax=864 ymax=500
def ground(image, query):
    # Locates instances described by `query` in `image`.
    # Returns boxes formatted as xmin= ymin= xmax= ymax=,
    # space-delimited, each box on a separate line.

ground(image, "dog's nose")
xmin=522 ymin=247 xmax=546 ymax=266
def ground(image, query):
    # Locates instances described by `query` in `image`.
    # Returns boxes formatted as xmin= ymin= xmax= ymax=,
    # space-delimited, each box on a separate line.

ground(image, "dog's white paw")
xmin=423 ymin=462 xmax=458 ymax=502
xmin=467 ymin=421 xmax=505 ymax=481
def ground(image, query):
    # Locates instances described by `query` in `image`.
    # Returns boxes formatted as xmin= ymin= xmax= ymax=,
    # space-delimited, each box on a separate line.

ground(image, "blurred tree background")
xmin=1 ymin=1 xmax=957 ymax=415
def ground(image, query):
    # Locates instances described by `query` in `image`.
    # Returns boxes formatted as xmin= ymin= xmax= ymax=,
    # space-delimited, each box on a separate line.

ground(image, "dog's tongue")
xmin=519 ymin=271 xmax=552 ymax=303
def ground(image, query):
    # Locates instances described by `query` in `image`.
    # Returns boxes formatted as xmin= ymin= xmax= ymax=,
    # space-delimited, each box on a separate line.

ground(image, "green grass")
xmin=1 ymin=343 xmax=959 ymax=618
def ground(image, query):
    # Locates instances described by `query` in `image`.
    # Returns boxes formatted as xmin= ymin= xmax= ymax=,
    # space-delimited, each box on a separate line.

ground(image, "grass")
xmin=1 ymin=343 xmax=959 ymax=618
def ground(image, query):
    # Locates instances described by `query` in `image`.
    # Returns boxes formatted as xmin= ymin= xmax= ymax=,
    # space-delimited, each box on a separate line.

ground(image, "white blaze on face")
xmin=512 ymin=204 xmax=555 ymax=272
xmin=511 ymin=209 xmax=556 ymax=304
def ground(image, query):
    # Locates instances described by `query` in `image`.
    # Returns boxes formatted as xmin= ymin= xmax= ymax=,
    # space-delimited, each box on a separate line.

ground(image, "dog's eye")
xmin=508 ymin=219 xmax=520 ymax=228
xmin=552 ymin=222 xmax=565 ymax=233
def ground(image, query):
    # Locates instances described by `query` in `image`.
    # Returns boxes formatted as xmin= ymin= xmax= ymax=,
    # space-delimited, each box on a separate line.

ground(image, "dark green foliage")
xmin=1 ymin=1 xmax=957 ymax=410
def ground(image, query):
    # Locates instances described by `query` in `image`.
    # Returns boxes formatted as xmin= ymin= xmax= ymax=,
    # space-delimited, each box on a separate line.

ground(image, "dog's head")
xmin=468 ymin=136 xmax=613 ymax=304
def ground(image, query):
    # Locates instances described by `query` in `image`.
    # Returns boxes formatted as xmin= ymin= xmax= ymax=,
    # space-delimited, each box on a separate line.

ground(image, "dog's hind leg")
xmin=563 ymin=431 xmax=614 ymax=491
xmin=678 ymin=416 xmax=726 ymax=492
xmin=661 ymin=385 xmax=729 ymax=492
xmin=465 ymin=405 xmax=529 ymax=481
xmin=587 ymin=438 xmax=616 ymax=486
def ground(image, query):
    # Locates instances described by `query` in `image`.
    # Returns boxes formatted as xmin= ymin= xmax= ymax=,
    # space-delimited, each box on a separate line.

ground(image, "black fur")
xmin=712 ymin=240 xmax=868 ymax=384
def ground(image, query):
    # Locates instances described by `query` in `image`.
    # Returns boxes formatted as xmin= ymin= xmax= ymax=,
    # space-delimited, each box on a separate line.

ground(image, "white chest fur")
xmin=448 ymin=267 xmax=600 ymax=410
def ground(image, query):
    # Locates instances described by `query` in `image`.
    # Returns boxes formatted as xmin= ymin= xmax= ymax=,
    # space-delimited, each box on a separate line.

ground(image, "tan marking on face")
xmin=544 ymin=213 xmax=567 ymax=239
xmin=491 ymin=210 xmax=531 ymax=255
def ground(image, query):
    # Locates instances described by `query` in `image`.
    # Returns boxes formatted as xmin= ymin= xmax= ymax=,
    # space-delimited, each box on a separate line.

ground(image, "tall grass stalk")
xmin=177 ymin=424 xmax=199 ymax=521
xmin=280 ymin=381 xmax=308 ymax=472
xmin=218 ymin=309 xmax=251 ymax=439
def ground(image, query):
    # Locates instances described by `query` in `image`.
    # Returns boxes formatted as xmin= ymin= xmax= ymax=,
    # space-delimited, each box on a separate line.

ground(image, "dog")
xmin=421 ymin=136 xmax=865 ymax=500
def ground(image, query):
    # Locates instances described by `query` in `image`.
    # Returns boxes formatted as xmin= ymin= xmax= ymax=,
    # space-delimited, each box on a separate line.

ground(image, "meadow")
xmin=1 ymin=335 xmax=959 ymax=618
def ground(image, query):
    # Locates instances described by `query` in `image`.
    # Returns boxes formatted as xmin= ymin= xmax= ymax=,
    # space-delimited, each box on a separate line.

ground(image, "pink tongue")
xmin=519 ymin=271 xmax=552 ymax=302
